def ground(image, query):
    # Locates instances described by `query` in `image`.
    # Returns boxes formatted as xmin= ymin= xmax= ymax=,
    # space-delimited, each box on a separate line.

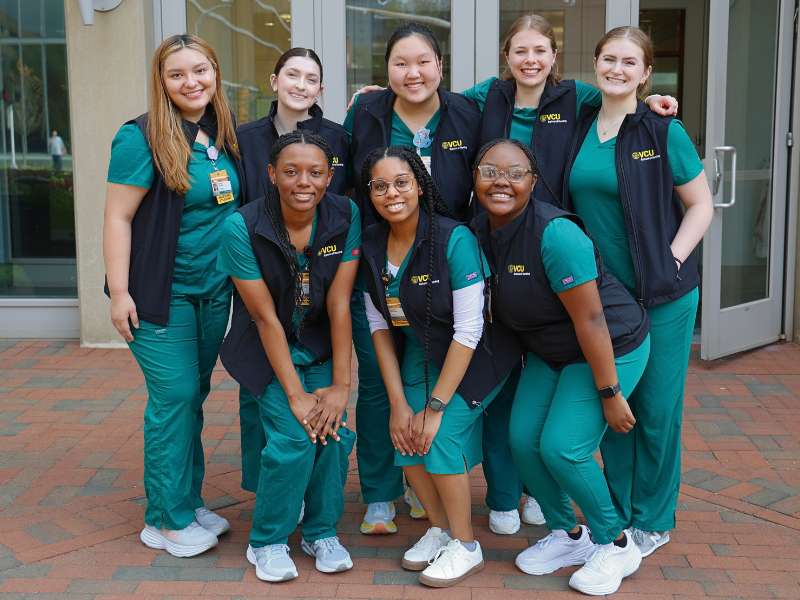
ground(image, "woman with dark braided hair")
xmin=216 ymin=131 xmax=360 ymax=582
xmin=471 ymin=138 xmax=651 ymax=595
xmin=359 ymin=146 xmax=520 ymax=587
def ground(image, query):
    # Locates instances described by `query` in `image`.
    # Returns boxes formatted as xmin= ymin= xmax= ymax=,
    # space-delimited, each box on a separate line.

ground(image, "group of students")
xmin=102 ymin=14 xmax=712 ymax=596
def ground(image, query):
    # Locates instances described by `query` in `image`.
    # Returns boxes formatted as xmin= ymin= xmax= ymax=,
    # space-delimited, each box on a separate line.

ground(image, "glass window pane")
xmin=0 ymin=0 xmax=19 ymax=38
xmin=21 ymin=44 xmax=46 ymax=153
xmin=346 ymin=0 xmax=451 ymax=99
xmin=187 ymin=0 xmax=292 ymax=124
xmin=499 ymin=0 xmax=606 ymax=84
xmin=20 ymin=0 xmax=41 ymax=37
xmin=43 ymin=0 xmax=64 ymax=37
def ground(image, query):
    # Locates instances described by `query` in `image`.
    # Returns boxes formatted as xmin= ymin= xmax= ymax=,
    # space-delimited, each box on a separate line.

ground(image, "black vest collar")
xmin=253 ymin=192 xmax=348 ymax=250
xmin=266 ymin=100 xmax=325 ymax=132
xmin=363 ymin=88 xmax=450 ymax=121
xmin=181 ymin=104 xmax=220 ymax=146
xmin=495 ymin=78 xmax=570 ymax=110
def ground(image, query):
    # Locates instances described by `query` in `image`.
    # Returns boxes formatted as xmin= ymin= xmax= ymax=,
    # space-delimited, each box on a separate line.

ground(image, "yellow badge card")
xmin=210 ymin=169 xmax=234 ymax=204
xmin=386 ymin=296 xmax=409 ymax=327
xmin=298 ymin=272 xmax=311 ymax=306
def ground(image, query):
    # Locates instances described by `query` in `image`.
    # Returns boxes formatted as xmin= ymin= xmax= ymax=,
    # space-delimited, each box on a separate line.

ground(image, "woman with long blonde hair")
xmin=103 ymin=34 xmax=242 ymax=558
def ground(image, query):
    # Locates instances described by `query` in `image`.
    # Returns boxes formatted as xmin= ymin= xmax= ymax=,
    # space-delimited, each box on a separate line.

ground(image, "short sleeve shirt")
xmin=540 ymin=217 xmax=598 ymax=293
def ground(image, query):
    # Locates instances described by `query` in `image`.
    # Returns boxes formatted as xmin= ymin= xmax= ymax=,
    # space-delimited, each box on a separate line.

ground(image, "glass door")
xmin=700 ymin=0 xmax=793 ymax=359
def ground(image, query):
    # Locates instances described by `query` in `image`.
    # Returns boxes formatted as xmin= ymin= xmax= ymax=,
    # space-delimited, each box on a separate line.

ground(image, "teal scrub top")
xmin=540 ymin=217 xmax=598 ymax=293
xmin=567 ymin=118 xmax=704 ymax=293
xmin=461 ymin=77 xmax=601 ymax=144
xmin=107 ymin=123 xmax=241 ymax=298
xmin=216 ymin=200 xmax=361 ymax=365
xmin=384 ymin=225 xmax=489 ymax=386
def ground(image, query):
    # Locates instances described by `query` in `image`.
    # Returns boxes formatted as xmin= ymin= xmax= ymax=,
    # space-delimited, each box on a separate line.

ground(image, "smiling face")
xmin=474 ymin=142 xmax=537 ymax=227
xmin=594 ymin=37 xmax=651 ymax=99
xmin=268 ymin=143 xmax=333 ymax=214
xmin=386 ymin=34 xmax=442 ymax=105
xmin=368 ymin=156 xmax=422 ymax=225
xmin=162 ymin=48 xmax=217 ymax=121
xmin=504 ymin=29 xmax=557 ymax=90
xmin=270 ymin=55 xmax=322 ymax=113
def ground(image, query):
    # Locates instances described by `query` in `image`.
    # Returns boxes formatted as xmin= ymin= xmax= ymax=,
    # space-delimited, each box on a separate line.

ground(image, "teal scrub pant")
xmin=129 ymin=292 xmax=230 ymax=530
xmin=239 ymin=388 xmax=263 ymax=492
xmin=601 ymin=287 xmax=699 ymax=532
xmin=249 ymin=360 xmax=355 ymax=547
xmin=351 ymin=293 xmax=404 ymax=503
xmin=482 ymin=365 xmax=524 ymax=511
xmin=509 ymin=339 xmax=650 ymax=545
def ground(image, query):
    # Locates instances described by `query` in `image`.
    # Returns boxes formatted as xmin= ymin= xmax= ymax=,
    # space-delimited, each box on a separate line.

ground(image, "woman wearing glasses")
xmin=471 ymin=138 xmax=650 ymax=595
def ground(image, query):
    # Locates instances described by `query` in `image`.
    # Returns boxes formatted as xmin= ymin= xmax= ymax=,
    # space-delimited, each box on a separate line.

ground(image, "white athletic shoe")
xmin=301 ymin=536 xmax=353 ymax=573
xmin=489 ymin=509 xmax=521 ymax=535
xmin=630 ymin=527 xmax=670 ymax=558
xmin=515 ymin=525 xmax=594 ymax=575
xmin=404 ymin=487 xmax=427 ymax=519
xmin=569 ymin=530 xmax=642 ymax=596
xmin=246 ymin=544 xmax=298 ymax=582
xmin=360 ymin=501 xmax=397 ymax=535
xmin=419 ymin=539 xmax=485 ymax=587
xmin=521 ymin=495 xmax=546 ymax=525
xmin=140 ymin=522 xmax=217 ymax=557
xmin=402 ymin=526 xmax=452 ymax=571
xmin=194 ymin=507 xmax=230 ymax=536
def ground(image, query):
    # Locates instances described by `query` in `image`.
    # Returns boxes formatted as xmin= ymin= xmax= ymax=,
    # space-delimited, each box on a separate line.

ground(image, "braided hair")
xmin=265 ymin=130 xmax=334 ymax=313
xmin=361 ymin=145 xmax=453 ymax=407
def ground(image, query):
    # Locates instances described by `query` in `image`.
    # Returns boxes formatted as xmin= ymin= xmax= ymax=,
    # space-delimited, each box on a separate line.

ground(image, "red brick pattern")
xmin=1 ymin=339 xmax=800 ymax=598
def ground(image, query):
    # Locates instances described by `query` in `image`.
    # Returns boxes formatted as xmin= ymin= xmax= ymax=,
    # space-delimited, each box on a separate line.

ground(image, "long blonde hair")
xmin=501 ymin=14 xmax=560 ymax=85
xmin=147 ymin=34 xmax=239 ymax=194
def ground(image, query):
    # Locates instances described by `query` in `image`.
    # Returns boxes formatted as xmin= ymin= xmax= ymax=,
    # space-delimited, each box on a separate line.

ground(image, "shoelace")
xmin=630 ymin=528 xmax=646 ymax=547
xmin=412 ymin=530 xmax=441 ymax=552
xmin=533 ymin=531 xmax=558 ymax=550
xmin=315 ymin=536 xmax=342 ymax=555
xmin=428 ymin=541 xmax=456 ymax=566
xmin=255 ymin=544 xmax=290 ymax=560
xmin=585 ymin=543 xmax=615 ymax=569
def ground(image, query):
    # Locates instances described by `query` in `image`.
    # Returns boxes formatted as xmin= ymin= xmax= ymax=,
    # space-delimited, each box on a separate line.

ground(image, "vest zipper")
xmin=616 ymin=126 xmax=648 ymax=305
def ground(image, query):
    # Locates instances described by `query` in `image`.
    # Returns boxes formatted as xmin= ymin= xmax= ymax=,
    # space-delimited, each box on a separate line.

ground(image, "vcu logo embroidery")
xmin=507 ymin=264 xmax=530 ymax=276
xmin=317 ymin=244 xmax=342 ymax=257
xmin=631 ymin=149 xmax=661 ymax=161
xmin=441 ymin=139 xmax=467 ymax=151
xmin=539 ymin=113 xmax=567 ymax=124
xmin=410 ymin=274 xmax=439 ymax=285
xmin=331 ymin=155 xmax=342 ymax=167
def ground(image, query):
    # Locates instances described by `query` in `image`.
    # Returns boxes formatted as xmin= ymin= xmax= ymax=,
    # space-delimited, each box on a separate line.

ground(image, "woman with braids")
xmin=216 ymin=131 xmax=359 ymax=582
xmin=103 ymin=34 xmax=241 ymax=557
xmin=471 ymin=138 xmax=651 ymax=595
xmin=235 ymin=46 xmax=350 ymax=497
xmin=359 ymin=146 xmax=520 ymax=587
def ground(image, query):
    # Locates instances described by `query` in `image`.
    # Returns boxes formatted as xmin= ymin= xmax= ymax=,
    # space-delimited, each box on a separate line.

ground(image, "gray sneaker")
xmin=301 ymin=536 xmax=353 ymax=573
xmin=246 ymin=544 xmax=298 ymax=582
xmin=629 ymin=527 xmax=670 ymax=558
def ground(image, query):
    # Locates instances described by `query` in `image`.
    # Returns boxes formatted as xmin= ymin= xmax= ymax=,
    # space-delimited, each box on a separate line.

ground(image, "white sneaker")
xmin=300 ymin=536 xmax=353 ymax=573
xmin=515 ymin=525 xmax=594 ymax=575
xmin=140 ymin=522 xmax=217 ymax=557
xmin=630 ymin=527 xmax=670 ymax=558
xmin=402 ymin=526 xmax=452 ymax=571
xmin=404 ymin=487 xmax=427 ymax=519
xmin=360 ymin=501 xmax=397 ymax=535
xmin=521 ymin=495 xmax=546 ymax=525
xmin=489 ymin=509 xmax=521 ymax=535
xmin=246 ymin=544 xmax=298 ymax=582
xmin=298 ymin=501 xmax=305 ymax=525
xmin=194 ymin=507 xmax=230 ymax=536
xmin=569 ymin=530 xmax=642 ymax=596
xmin=419 ymin=539 xmax=485 ymax=588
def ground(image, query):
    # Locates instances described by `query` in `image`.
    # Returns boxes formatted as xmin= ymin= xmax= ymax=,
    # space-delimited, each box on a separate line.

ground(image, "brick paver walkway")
xmin=1 ymin=339 xmax=800 ymax=599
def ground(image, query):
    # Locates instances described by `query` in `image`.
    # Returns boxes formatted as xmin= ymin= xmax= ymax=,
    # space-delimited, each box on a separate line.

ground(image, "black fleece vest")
xmin=350 ymin=89 xmax=481 ymax=224
xmin=562 ymin=102 xmax=700 ymax=307
xmin=479 ymin=79 xmax=578 ymax=206
xmin=237 ymin=101 xmax=350 ymax=202
xmin=104 ymin=109 xmax=242 ymax=326
xmin=360 ymin=212 xmax=521 ymax=408
xmin=219 ymin=192 xmax=352 ymax=396
xmin=473 ymin=201 xmax=649 ymax=369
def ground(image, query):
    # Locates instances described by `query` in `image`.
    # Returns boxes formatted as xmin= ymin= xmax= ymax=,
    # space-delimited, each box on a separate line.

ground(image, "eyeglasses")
xmin=368 ymin=175 xmax=415 ymax=196
xmin=476 ymin=165 xmax=533 ymax=183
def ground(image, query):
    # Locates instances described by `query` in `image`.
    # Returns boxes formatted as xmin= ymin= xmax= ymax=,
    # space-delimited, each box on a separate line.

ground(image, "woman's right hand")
xmin=390 ymin=400 xmax=415 ymax=456
xmin=289 ymin=391 xmax=320 ymax=443
xmin=110 ymin=292 xmax=139 ymax=342
xmin=602 ymin=393 xmax=636 ymax=433
xmin=346 ymin=85 xmax=385 ymax=110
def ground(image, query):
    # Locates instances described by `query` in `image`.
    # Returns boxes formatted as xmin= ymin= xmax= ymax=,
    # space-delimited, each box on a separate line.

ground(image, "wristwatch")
xmin=597 ymin=382 xmax=621 ymax=399
xmin=427 ymin=396 xmax=447 ymax=412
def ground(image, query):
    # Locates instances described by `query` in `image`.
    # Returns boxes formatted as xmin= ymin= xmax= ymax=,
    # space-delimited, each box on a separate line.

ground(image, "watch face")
xmin=428 ymin=397 xmax=445 ymax=411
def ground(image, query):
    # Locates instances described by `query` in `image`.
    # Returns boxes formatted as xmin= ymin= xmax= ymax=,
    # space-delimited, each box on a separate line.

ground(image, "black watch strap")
xmin=598 ymin=382 xmax=621 ymax=399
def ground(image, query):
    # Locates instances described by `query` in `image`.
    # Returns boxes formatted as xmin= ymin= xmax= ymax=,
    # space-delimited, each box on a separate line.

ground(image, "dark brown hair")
xmin=273 ymin=47 xmax=323 ymax=81
xmin=501 ymin=14 xmax=560 ymax=85
xmin=594 ymin=26 xmax=654 ymax=97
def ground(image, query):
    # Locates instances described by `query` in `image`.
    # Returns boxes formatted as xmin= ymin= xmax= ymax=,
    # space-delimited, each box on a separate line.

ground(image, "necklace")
xmin=597 ymin=110 xmax=628 ymax=139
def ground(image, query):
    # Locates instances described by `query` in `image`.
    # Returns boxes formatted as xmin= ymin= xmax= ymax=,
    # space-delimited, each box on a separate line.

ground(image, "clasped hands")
xmin=289 ymin=384 xmax=349 ymax=444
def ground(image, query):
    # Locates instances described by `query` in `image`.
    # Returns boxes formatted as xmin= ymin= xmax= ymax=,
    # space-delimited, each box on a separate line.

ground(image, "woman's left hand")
xmin=411 ymin=407 xmax=443 ymax=456
xmin=307 ymin=384 xmax=350 ymax=444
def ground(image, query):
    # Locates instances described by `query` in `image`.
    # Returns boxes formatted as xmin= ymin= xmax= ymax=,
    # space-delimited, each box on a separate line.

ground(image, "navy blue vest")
xmin=562 ymin=102 xmax=700 ymax=307
xmin=472 ymin=201 xmax=649 ymax=369
xmin=479 ymin=79 xmax=578 ymax=206
xmin=104 ymin=108 xmax=242 ymax=326
xmin=237 ymin=101 xmax=350 ymax=203
xmin=350 ymin=89 xmax=481 ymax=224
xmin=219 ymin=192 xmax=352 ymax=396
xmin=360 ymin=212 xmax=521 ymax=408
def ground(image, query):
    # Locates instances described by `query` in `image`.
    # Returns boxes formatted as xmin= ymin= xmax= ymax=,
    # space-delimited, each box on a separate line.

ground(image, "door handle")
xmin=713 ymin=146 xmax=736 ymax=208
